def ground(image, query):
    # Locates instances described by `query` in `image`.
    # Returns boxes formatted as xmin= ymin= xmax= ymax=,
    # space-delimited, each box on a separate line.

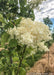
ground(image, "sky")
xmin=34 ymin=0 xmax=54 ymax=30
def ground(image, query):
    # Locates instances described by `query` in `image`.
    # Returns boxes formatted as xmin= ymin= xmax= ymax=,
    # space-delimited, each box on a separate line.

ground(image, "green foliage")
xmin=4 ymin=21 xmax=14 ymax=29
xmin=0 ymin=27 xmax=4 ymax=37
xmin=26 ymin=50 xmax=45 ymax=67
xmin=0 ymin=0 xmax=18 ymax=20
xmin=13 ymin=17 xmax=22 ymax=27
xmin=52 ymin=28 xmax=54 ymax=41
xmin=45 ymin=40 xmax=54 ymax=48
xmin=19 ymin=67 xmax=26 ymax=75
xmin=26 ymin=56 xmax=35 ymax=67
xmin=0 ymin=0 xmax=35 ymax=20
xmin=29 ymin=0 xmax=46 ymax=9
xmin=9 ymin=39 xmax=18 ymax=48
xmin=0 ymin=49 xmax=8 ymax=58
xmin=52 ymin=33 xmax=54 ymax=41
xmin=0 ymin=14 xmax=7 ymax=37
xmin=43 ymin=17 xmax=54 ymax=47
xmin=0 ymin=14 xmax=4 ymax=37
xmin=4 ymin=17 xmax=22 ymax=29
xmin=13 ymin=57 xmax=19 ymax=62
xmin=19 ymin=1 xmax=35 ymax=20
xmin=1 ymin=32 xmax=10 ymax=46
xmin=19 ymin=0 xmax=27 ymax=6
xmin=12 ymin=69 xmax=15 ymax=75
xmin=43 ymin=17 xmax=53 ymax=30
xmin=0 ymin=14 xmax=3 ymax=22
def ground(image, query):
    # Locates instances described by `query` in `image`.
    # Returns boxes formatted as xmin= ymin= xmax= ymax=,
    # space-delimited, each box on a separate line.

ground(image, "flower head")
xmin=7 ymin=18 xmax=52 ymax=52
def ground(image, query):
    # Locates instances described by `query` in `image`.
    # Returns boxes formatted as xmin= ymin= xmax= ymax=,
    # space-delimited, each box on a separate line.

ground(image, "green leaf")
xmin=0 ymin=14 xmax=3 ymax=20
xmin=4 ymin=21 xmax=14 ymax=29
xmin=0 ymin=14 xmax=5 ymax=23
xmin=19 ymin=67 xmax=26 ymax=75
xmin=9 ymin=39 xmax=18 ymax=48
xmin=14 ymin=17 xmax=22 ymax=26
xmin=2 ymin=58 xmax=7 ymax=64
xmin=1 ymin=32 xmax=10 ymax=46
xmin=12 ymin=69 xmax=15 ymax=75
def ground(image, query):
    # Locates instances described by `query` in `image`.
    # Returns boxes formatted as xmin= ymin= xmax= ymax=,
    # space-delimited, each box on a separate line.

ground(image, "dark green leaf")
xmin=9 ymin=39 xmax=18 ymax=48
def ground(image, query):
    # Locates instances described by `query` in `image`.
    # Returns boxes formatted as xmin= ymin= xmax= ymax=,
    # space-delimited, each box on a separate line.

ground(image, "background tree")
xmin=43 ymin=17 xmax=54 ymax=48
xmin=43 ymin=16 xmax=53 ymax=30
xmin=52 ymin=28 xmax=54 ymax=33
xmin=52 ymin=28 xmax=54 ymax=40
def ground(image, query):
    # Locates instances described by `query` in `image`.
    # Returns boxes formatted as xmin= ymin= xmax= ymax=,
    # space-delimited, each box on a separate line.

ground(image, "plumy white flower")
xmin=7 ymin=18 xmax=52 ymax=52
xmin=37 ymin=42 xmax=49 ymax=51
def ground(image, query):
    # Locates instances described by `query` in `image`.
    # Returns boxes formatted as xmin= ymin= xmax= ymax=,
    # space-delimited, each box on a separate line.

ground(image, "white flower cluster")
xmin=37 ymin=42 xmax=49 ymax=51
xmin=7 ymin=18 xmax=52 ymax=52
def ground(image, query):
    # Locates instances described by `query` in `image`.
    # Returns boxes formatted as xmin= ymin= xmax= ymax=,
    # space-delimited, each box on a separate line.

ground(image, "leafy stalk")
xmin=16 ymin=45 xmax=27 ymax=75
